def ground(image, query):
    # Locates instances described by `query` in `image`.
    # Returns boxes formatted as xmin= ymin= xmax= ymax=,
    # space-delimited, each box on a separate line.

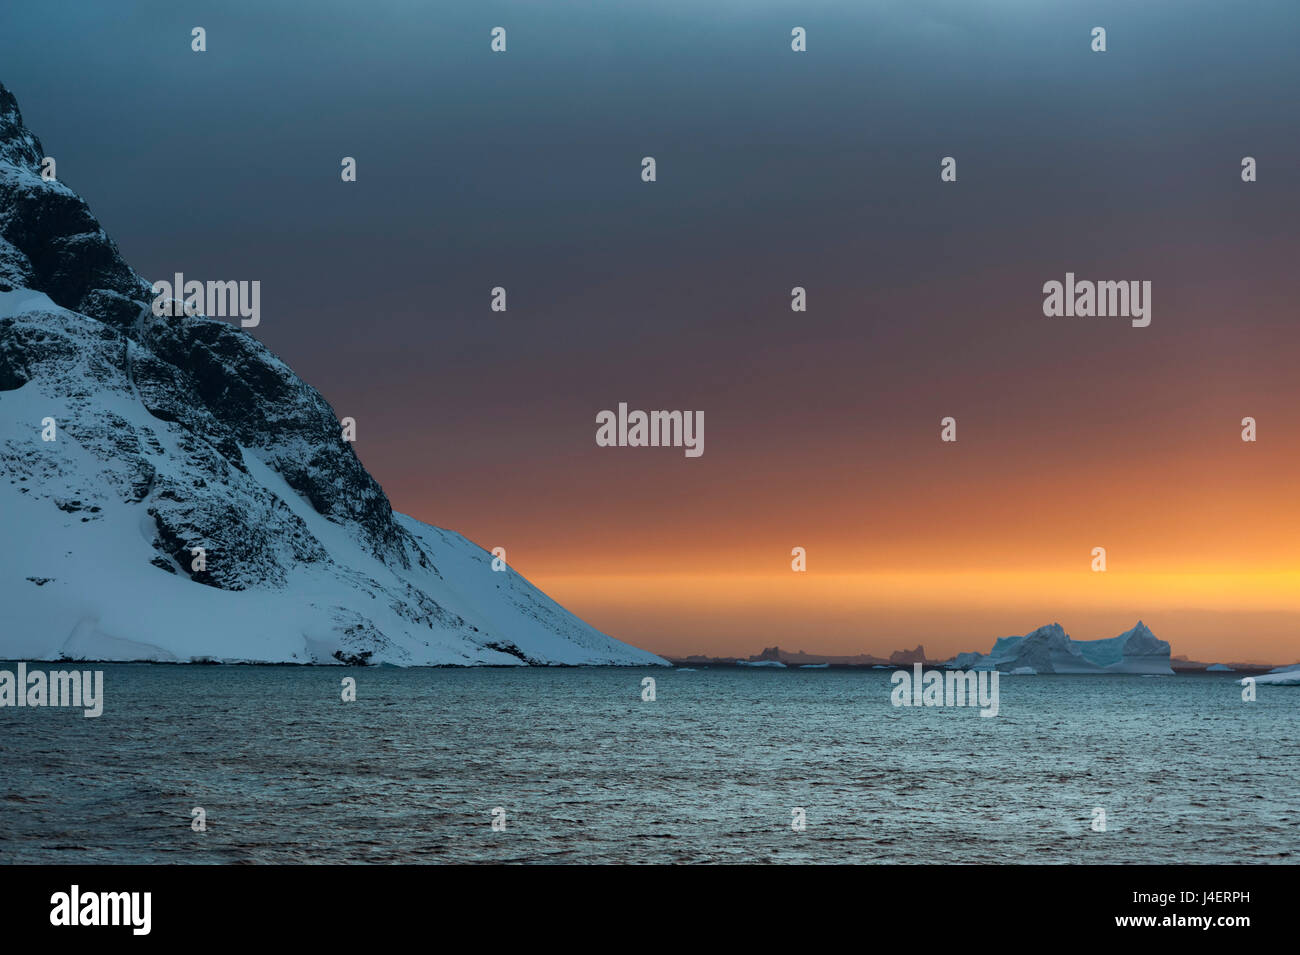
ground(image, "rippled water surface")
xmin=1 ymin=665 xmax=1295 ymax=863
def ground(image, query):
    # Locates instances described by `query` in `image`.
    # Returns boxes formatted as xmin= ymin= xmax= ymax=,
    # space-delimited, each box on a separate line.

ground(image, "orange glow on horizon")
xmin=527 ymin=569 xmax=1300 ymax=664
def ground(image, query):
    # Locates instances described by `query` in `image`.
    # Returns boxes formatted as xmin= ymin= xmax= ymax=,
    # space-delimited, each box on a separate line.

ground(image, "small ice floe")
xmin=1244 ymin=666 xmax=1300 ymax=686
xmin=1007 ymin=666 xmax=1037 ymax=676
xmin=1205 ymin=663 xmax=1235 ymax=672
xmin=675 ymin=667 xmax=697 ymax=672
xmin=736 ymin=659 xmax=787 ymax=668
xmin=799 ymin=663 xmax=829 ymax=669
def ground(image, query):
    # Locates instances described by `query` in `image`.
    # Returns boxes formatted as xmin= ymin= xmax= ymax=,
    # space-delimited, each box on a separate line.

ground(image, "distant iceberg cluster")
xmin=947 ymin=621 xmax=1173 ymax=675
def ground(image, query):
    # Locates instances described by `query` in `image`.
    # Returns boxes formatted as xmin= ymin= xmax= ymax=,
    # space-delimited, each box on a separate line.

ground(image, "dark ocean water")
xmin=0 ymin=665 xmax=1295 ymax=864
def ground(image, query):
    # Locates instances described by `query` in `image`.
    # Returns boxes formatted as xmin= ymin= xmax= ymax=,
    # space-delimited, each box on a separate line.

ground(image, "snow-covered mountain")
xmin=947 ymin=621 xmax=1173 ymax=675
xmin=0 ymin=82 xmax=664 ymax=666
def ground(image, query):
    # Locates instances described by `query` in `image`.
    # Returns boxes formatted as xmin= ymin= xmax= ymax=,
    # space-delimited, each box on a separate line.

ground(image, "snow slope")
xmin=0 ymin=82 xmax=664 ymax=667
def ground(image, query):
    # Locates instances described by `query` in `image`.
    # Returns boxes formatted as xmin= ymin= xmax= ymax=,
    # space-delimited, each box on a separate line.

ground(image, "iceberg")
xmin=1243 ymin=665 xmax=1300 ymax=686
xmin=948 ymin=621 xmax=1173 ymax=675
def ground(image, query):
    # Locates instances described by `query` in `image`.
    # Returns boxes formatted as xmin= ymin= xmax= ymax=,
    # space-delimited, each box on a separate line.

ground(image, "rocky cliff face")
xmin=0 ymin=84 xmax=150 ymax=327
xmin=0 ymin=81 xmax=665 ymax=666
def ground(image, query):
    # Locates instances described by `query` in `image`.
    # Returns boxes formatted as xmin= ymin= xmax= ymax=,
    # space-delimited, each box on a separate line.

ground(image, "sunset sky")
xmin=3 ymin=0 xmax=1297 ymax=661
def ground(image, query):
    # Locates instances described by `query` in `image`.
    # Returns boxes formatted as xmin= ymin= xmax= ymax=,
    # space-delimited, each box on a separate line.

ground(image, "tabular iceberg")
xmin=948 ymin=621 xmax=1174 ymax=675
